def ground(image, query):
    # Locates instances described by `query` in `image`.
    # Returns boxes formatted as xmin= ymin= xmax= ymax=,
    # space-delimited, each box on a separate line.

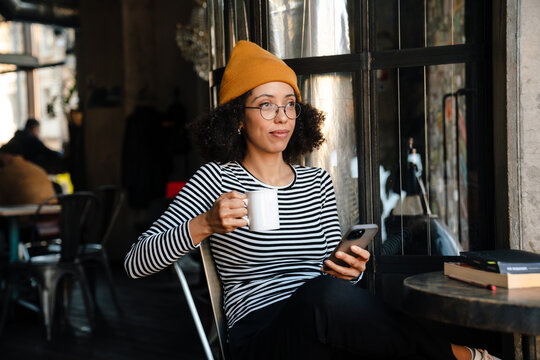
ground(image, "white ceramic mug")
xmin=243 ymin=189 xmax=280 ymax=231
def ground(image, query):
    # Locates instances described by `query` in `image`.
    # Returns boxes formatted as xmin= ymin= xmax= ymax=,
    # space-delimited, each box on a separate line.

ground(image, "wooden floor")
xmin=0 ymin=261 xmax=214 ymax=360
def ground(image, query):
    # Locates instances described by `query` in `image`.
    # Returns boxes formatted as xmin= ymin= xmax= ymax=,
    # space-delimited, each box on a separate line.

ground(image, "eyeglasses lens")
xmin=261 ymin=103 xmax=300 ymax=120
xmin=285 ymin=103 xmax=301 ymax=119
xmin=261 ymin=106 xmax=276 ymax=120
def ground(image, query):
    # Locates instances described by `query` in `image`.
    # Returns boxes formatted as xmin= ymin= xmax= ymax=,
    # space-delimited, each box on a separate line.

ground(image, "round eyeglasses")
xmin=244 ymin=102 xmax=301 ymax=120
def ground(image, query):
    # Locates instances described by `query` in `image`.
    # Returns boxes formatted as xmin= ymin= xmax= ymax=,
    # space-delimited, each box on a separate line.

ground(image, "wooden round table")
xmin=403 ymin=271 xmax=540 ymax=359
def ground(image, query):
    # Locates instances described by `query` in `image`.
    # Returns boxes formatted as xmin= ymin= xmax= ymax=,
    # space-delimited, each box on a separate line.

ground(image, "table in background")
xmin=0 ymin=204 xmax=61 ymax=262
xmin=403 ymin=271 xmax=540 ymax=360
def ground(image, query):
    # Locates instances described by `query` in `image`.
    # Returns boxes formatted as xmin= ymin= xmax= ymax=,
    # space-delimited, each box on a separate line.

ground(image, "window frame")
xmin=208 ymin=0 xmax=494 ymax=288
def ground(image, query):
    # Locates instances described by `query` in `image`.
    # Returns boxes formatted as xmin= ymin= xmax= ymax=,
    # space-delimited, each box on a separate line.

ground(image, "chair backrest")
xmin=94 ymin=185 xmax=124 ymax=246
xmin=200 ymin=240 xmax=229 ymax=360
xmin=34 ymin=192 xmax=97 ymax=262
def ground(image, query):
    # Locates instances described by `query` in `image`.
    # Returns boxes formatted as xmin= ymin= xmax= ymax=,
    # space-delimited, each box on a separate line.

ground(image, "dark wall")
xmin=77 ymin=0 xmax=208 ymax=261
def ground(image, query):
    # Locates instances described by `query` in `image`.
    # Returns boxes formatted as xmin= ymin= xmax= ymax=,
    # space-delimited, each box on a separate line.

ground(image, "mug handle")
xmin=242 ymin=198 xmax=249 ymax=227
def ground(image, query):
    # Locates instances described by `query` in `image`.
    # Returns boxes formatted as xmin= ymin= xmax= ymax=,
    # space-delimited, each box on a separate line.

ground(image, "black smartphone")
xmin=323 ymin=224 xmax=378 ymax=269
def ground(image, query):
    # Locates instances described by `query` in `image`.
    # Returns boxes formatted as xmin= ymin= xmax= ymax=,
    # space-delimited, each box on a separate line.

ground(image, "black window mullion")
xmin=371 ymin=44 xmax=483 ymax=70
xmin=284 ymin=54 xmax=365 ymax=75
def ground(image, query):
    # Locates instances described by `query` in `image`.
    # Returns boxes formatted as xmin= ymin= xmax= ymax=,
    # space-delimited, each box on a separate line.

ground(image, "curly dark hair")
xmin=188 ymin=92 xmax=326 ymax=164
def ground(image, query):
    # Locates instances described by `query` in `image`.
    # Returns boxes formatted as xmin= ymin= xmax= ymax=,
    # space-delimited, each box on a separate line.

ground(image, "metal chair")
xmin=174 ymin=240 xmax=229 ymax=360
xmin=0 ymin=261 xmax=11 ymax=337
xmin=78 ymin=185 xmax=124 ymax=313
xmin=1 ymin=192 xmax=97 ymax=340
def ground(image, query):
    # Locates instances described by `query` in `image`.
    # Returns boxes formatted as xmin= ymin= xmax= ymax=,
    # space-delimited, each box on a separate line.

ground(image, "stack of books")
xmin=444 ymin=249 xmax=540 ymax=289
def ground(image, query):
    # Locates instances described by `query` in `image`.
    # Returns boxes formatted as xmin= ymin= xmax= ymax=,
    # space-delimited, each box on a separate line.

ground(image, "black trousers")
xmin=229 ymin=275 xmax=456 ymax=360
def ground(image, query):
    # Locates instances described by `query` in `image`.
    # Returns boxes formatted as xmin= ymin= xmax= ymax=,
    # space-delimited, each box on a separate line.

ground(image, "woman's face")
xmin=242 ymin=81 xmax=296 ymax=158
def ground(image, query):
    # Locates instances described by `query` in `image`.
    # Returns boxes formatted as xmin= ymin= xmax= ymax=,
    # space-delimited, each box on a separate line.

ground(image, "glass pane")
xmin=376 ymin=64 xmax=467 ymax=256
xmin=375 ymin=68 xmax=402 ymax=252
xmin=268 ymin=0 xmax=351 ymax=58
xmin=35 ymin=56 xmax=77 ymax=152
xmin=374 ymin=0 xmax=467 ymax=50
xmin=32 ymin=24 xmax=70 ymax=64
xmin=0 ymin=71 xmax=28 ymax=145
xmin=28 ymin=24 xmax=77 ymax=152
xmin=427 ymin=0 xmax=466 ymax=47
xmin=400 ymin=1 xmax=425 ymax=48
xmin=299 ymin=72 xmax=357 ymax=233
xmin=36 ymin=66 xmax=67 ymax=151
xmin=427 ymin=63 xmax=469 ymax=249
xmin=373 ymin=1 xmax=399 ymax=50
xmin=0 ymin=21 xmax=24 ymax=54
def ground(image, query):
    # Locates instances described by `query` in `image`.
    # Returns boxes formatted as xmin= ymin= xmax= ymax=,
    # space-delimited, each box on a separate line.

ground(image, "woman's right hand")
xmin=204 ymin=191 xmax=248 ymax=233
xmin=189 ymin=191 xmax=247 ymax=245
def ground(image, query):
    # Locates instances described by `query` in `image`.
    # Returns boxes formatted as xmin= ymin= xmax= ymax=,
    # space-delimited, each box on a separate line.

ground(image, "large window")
xmin=208 ymin=0 xmax=493 ymax=286
xmin=0 ymin=70 xmax=27 ymax=144
xmin=300 ymin=72 xmax=358 ymax=231
xmin=0 ymin=21 xmax=77 ymax=152
xmin=209 ymin=0 xmax=360 ymax=233
xmin=370 ymin=1 xmax=491 ymax=258
xmin=265 ymin=0 xmax=358 ymax=231
xmin=0 ymin=21 xmax=26 ymax=143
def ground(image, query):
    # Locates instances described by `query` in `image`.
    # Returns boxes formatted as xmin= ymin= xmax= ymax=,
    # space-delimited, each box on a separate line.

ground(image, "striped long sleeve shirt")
xmin=124 ymin=161 xmax=342 ymax=329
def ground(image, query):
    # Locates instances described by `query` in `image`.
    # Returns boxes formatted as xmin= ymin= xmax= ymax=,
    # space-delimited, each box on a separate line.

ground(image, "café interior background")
xmin=0 ymin=0 xmax=539 ymax=265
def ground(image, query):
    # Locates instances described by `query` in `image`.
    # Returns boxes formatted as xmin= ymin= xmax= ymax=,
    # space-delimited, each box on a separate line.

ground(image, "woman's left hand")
xmin=321 ymin=246 xmax=370 ymax=281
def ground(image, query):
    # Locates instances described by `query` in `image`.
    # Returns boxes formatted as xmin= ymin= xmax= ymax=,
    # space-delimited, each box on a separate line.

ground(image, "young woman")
xmin=124 ymin=41 xmax=499 ymax=360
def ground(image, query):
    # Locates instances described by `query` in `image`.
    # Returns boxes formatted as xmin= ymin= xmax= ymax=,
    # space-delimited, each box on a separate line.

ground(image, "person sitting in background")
xmin=1 ymin=118 xmax=65 ymax=174
xmin=0 ymin=152 xmax=55 ymax=205
xmin=0 ymin=152 xmax=60 ymax=259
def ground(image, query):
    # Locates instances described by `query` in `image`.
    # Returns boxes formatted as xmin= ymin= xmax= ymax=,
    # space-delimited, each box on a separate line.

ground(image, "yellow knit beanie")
xmin=219 ymin=40 xmax=301 ymax=105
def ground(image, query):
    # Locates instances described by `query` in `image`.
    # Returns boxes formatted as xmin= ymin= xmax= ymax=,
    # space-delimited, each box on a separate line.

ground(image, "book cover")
xmin=444 ymin=262 xmax=540 ymax=289
xmin=460 ymin=249 xmax=540 ymax=274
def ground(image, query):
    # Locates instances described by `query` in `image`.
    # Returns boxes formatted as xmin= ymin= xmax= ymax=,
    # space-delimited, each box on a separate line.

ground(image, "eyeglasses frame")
xmin=244 ymin=102 xmax=301 ymax=120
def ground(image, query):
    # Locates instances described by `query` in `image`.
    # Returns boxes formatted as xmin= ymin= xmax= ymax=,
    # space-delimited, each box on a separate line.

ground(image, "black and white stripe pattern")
xmin=124 ymin=161 xmax=341 ymax=328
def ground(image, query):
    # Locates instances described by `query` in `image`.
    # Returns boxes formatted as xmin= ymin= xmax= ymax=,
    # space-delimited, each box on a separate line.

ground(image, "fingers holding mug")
xmin=208 ymin=191 xmax=247 ymax=233
xmin=207 ymin=189 xmax=280 ymax=232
